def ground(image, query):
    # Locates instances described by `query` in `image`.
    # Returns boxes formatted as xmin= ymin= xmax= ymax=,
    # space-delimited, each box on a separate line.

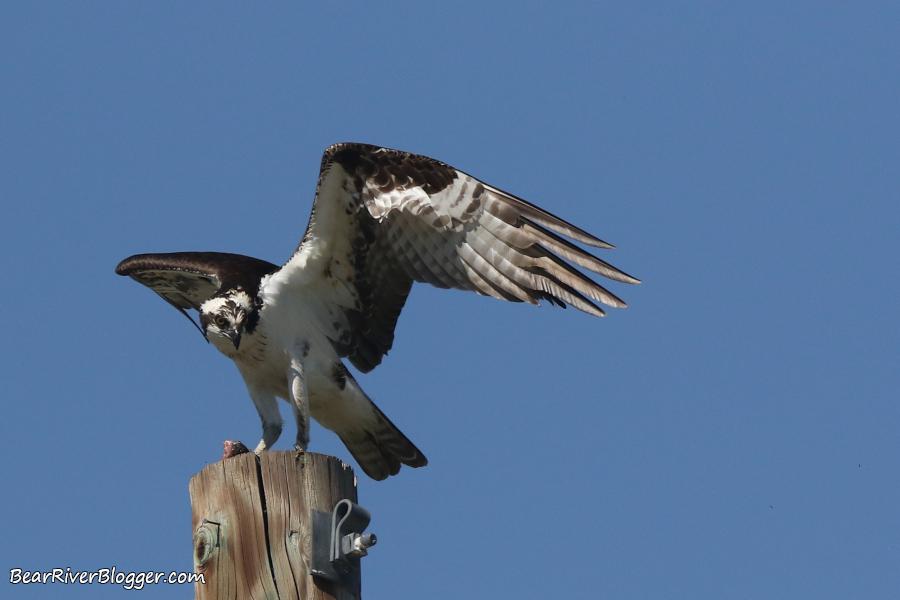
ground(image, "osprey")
xmin=116 ymin=143 xmax=639 ymax=480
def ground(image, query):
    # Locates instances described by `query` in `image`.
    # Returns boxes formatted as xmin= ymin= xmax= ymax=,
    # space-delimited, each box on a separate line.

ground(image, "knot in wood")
xmin=193 ymin=520 xmax=219 ymax=568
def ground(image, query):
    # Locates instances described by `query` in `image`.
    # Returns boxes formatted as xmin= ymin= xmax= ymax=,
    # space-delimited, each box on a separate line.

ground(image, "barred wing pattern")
xmin=270 ymin=143 xmax=640 ymax=373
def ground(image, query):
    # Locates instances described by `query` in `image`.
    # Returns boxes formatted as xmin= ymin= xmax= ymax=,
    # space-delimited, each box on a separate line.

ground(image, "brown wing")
xmin=116 ymin=252 xmax=278 ymax=322
xmin=270 ymin=143 xmax=640 ymax=372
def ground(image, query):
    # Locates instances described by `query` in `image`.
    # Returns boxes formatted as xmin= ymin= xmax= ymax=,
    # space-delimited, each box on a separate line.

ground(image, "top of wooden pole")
xmin=190 ymin=451 xmax=359 ymax=600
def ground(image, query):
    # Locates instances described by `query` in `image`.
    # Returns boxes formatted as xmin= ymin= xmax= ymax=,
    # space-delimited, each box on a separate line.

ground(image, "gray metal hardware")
xmin=310 ymin=499 xmax=377 ymax=592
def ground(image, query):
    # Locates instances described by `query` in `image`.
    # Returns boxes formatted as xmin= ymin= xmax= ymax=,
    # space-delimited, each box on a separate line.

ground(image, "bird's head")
xmin=199 ymin=289 xmax=258 ymax=352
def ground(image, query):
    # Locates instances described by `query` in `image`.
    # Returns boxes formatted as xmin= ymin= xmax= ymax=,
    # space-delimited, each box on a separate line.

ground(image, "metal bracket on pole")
xmin=310 ymin=499 xmax=377 ymax=593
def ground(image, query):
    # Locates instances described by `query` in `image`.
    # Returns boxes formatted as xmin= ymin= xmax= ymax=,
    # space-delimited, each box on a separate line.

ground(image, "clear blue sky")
xmin=2 ymin=2 xmax=898 ymax=598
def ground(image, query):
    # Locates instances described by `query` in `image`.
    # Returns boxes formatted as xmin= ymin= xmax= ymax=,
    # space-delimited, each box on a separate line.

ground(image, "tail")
xmin=336 ymin=399 xmax=427 ymax=481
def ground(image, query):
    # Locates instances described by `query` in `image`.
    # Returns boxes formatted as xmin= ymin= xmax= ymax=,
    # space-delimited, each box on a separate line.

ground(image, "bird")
xmin=116 ymin=143 xmax=640 ymax=480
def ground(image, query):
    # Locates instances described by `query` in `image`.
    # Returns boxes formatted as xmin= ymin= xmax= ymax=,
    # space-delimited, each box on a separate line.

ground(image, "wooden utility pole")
xmin=189 ymin=451 xmax=361 ymax=600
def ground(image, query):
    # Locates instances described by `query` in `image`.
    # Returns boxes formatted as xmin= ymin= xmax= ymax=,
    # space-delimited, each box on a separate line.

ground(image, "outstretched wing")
xmin=116 ymin=252 xmax=278 ymax=330
xmin=266 ymin=143 xmax=640 ymax=373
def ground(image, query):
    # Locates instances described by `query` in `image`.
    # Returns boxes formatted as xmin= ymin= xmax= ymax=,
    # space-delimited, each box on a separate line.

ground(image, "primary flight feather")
xmin=116 ymin=143 xmax=639 ymax=480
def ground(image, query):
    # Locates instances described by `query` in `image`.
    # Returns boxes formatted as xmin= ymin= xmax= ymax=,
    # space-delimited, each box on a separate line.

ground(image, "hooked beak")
xmin=224 ymin=329 xmax=242 ymax=350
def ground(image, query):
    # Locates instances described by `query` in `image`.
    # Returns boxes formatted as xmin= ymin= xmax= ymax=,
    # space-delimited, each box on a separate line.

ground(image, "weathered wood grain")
xmin=190 ymin=451 xmax=359 ymax=600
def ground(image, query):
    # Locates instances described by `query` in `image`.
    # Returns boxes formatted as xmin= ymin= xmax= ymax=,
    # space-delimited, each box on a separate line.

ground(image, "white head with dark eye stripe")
xmin=199 ymin=290 xmax=258 ymax=353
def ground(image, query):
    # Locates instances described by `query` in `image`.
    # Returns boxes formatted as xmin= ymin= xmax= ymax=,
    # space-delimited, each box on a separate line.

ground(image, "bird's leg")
xmin=288 ymin=345 xmax=311 ymax=452
xmin=247 ymin=386 xmax=283 ymax=454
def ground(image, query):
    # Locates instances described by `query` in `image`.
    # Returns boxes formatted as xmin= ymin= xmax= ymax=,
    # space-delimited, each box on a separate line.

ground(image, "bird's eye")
xmin=214 ymin=316 xmax=228 ymax=327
